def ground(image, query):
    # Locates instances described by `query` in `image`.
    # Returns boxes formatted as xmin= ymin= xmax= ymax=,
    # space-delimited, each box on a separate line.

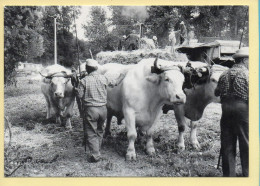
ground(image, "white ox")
xmin=103 ymin=58 xmax=186 ymax=160
xmin=40 ymin=64 xmax=75 ymax=129
xmin=102 ymin=59 xmax=228 ymax=151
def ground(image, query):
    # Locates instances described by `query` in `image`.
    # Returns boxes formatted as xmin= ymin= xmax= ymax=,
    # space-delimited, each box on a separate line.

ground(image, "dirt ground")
xmin=4 ymin=76 xmax=241 ymax=177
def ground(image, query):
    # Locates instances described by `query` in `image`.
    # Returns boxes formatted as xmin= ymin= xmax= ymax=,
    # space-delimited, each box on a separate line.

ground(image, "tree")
xmin=177 ymin=6 xmax=248 ymax=43
xmin=145 ymin=6 xmax=180 ymax=47
xmin=109 ymin=6 xmax=144 ymax=37
xmin=83 ymin=6 xmax=109 ymax=56
xmin=4 ymin=6 xmax=44 ymax=84
xmin=39 ymin=6 xmax=81 ymax=66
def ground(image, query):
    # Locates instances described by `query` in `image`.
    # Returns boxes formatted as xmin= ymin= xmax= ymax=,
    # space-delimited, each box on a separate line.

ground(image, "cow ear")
xmin=146 ymin=75 xmax=161 ymax=84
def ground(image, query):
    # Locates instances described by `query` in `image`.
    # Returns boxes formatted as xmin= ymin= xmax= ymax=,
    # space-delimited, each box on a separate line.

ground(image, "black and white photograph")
xmin=4 ymin=5 xmax=250 ymax=177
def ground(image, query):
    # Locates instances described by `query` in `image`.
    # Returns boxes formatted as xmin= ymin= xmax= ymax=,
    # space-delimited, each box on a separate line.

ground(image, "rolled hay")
xmin=96 ymin=48 xmax=188 ymax=65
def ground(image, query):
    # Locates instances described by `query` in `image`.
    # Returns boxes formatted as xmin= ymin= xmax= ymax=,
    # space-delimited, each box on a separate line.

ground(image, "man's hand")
xmin=73 ymin=87 xmax=80 ymax=96
xmin=108 ymin=82 xmax=115 ymax=88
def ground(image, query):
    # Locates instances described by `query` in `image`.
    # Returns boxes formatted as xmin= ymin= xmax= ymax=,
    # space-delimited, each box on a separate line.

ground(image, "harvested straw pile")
xmin=139 ymin=37 xmax=156 ymax=50
xmin=96 ymin=48 xmax=188 ymax=65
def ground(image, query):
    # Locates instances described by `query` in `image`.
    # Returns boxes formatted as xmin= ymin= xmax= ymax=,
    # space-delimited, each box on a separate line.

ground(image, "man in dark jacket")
xmin=215 ymin=47 xmax=249 ymax=177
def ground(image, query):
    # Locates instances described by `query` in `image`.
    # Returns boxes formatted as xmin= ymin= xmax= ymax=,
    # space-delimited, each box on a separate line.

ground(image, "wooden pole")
xmin=54 ymin=17 xmax=57 ymax=64
xmin=73 ymin=10 xmax=80 ymax=73
xmin=89 ymin=49 xmax=93 ymax=59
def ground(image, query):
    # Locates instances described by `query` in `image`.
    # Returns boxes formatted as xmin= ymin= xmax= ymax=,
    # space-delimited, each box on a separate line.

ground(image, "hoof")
xmin=147 ymin=147 xmax=156 ymax=156
xmin=126 ymin=152 xmax=136 ymax=161
xmin=191 ymin=141 xmax=201 ymax=150
xmin=177 ymin=143 xmax=185 ymax=151
xmin=65 ymin=124 xmax=72 ymax=130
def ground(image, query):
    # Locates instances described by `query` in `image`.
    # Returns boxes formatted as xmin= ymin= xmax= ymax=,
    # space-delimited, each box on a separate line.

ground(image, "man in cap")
xmin=75 ymin=59 xmax=124 ymax=162
xmin=215 ymin=47 xmax=249 ymax=176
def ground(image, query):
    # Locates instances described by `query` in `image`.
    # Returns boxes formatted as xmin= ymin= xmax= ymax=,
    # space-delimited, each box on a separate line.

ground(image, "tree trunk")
xmin=234 ymin=17 xmax=238 ymax=39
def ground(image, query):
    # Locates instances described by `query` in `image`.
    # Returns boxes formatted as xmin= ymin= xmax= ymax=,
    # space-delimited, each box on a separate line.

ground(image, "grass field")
xmin=4 ymin=75 xmax=242 ymax=177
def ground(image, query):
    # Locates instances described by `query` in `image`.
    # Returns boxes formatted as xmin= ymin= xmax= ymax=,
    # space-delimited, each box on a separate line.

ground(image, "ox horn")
xmin=39 ymin=71 xmax=71 ymax=79
xmin=154 ymin=55 xmax=160 ymax=70
xmin=151 ymin=55 xmax=164 ymax=74
xmin=39 ymin=72 xmax=52 ymax=79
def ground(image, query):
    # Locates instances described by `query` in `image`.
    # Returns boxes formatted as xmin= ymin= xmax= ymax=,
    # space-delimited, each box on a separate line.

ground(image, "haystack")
xmin=139 ymin=37 xmax=156 ymax=50
xmin=96 ymin=48 xmax=188 ymax=65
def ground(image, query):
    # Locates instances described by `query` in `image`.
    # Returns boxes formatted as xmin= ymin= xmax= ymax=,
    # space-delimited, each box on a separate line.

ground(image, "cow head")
xmin=148 ymin=57 xmax=186 ymax=105
xmin=182 ymin=62 xmax=210 ymax=89
xmin=41 ymin=71 xmax=71 ymax=99
xmin=184 ymin=64 xmax=228 ymax=103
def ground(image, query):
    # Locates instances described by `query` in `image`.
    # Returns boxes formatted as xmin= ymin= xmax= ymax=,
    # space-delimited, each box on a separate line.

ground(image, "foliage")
xmin=40 ymin=6 xmax=81 ymax=67
xmin=145 ymin=6 xmax=180 ymax=47
xmin=108 ymin=6 xmax=249 ymax=48
xmin=83 ymin=6 xmax=110 ymax=56
xmin=109 ymin=6 xmax=143 ymax=36
xmin=4 ymin=6 xmax=44 ymax=84
xmin=179 ymin=6 xmax=249 ymax=42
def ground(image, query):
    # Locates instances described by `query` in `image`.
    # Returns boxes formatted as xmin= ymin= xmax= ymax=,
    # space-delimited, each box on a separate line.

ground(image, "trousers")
xmin=220 ymin=98 xmax=248 ymax=177
xmin=83 ymin=105 xmax=107 ymax=160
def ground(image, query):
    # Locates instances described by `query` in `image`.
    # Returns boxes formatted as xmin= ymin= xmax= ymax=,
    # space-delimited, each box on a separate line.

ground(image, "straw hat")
xmin=153 ymin=36 xmax=157 ymax=40
xmin=232 ymin=47 xmax=249 ymax=59
xmin=180 ymin=21 xmax=184 ymax=25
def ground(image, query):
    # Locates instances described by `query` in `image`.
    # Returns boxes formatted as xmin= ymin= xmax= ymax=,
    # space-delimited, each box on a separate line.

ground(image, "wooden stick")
xmin=89 ymin=49 xmax=93 ymax=59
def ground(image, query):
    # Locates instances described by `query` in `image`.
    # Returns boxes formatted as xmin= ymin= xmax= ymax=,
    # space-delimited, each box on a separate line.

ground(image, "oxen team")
xmin=40 ymin=57 xmax=228 ymax=161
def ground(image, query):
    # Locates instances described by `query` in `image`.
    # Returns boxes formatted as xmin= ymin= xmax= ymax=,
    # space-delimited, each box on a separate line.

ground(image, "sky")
xmin=75 ymin=6 xmax=112 ymax=41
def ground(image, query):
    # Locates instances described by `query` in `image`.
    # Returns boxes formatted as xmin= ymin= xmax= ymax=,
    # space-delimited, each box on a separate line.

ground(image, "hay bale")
xmin=140 ymin=37 xmax=156 ymax=50
xmin=96 ymin=49 xmax=188 ymax=65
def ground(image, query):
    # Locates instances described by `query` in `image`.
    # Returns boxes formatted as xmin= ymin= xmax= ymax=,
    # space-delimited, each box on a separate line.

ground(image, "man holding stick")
xmin=74 ymin=59 xmax=124 ymax=163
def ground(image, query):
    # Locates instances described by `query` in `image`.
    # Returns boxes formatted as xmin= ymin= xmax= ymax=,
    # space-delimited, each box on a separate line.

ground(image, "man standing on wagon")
xmin=215 ymin=47 xmax=249 ymax=177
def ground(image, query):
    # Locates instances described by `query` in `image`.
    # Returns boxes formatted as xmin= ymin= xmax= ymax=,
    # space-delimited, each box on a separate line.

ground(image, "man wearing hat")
xmin=215 ymin=47 xmax=249 ymax=176
xmin=75 ymin=59 xmax=124 ymax=162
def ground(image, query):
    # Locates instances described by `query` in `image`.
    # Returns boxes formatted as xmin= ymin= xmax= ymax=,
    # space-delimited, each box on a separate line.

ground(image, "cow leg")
xmin=104 ymin=113 xmax=113 ymax=137
xmin=174 ymin=105 xmax=186 ymax=150
xmin=56 ymin=114 xmax=62 ymax=126
xmin=44 ymin=95 xmax=51 ymax=119
xmin=64 ymin=99 xmax=75 ymax=129
xmin=146 ymin=126 xmax=156 ymax=156
xmin=190 ymin=121 xmax=200 ymax=150
xmin=65 ymin=115 xmax=72 ymax=129
xmin=124 ymin=108 xmax=137 ymax=161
